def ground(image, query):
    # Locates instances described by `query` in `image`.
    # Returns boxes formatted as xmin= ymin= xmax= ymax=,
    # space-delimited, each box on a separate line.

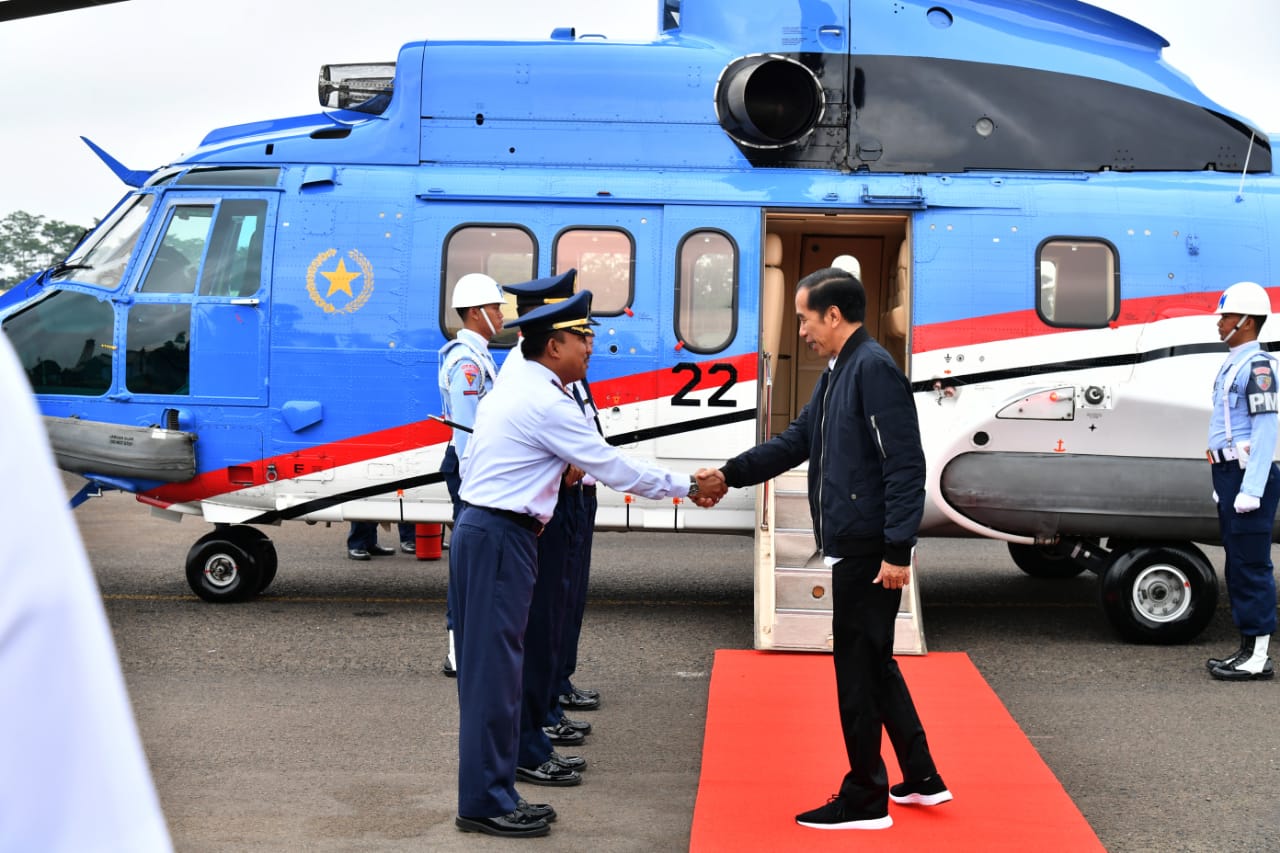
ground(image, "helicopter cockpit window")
xmin=126 ymin=303 xmax=191 ymax=395
xmin=1 ymin=290 xmax=114 ymax=396
xmin=675 ymin=229 xmax=738 ymax=353
xmin=139 ymin=206 xmax=214 ymax=294
xmin=553 ymin=228 xmax=634 ymax=315
xmin=176 ymin=168 xmax=281 ymax=188
xmin=53 ymin=194 xmax=156 ymax=290
xmin=198 ymin=200 xmax=268 ymax=297
xmin=442 ymin=224 xmax=535 ymax=348
xmin=1036 ymin=238 xmax=1118 ymax=328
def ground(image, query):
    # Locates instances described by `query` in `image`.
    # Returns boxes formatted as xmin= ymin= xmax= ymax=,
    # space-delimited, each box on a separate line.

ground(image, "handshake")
xmin=690 ymin=468 xmax=728 ymax=508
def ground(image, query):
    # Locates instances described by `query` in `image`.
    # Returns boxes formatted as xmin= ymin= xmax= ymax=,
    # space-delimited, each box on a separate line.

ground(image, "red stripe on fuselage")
xmin=911 ymin=291 xmax=1222 ymax=352
xmin=141 ymin=351 xmax=759 ymax=507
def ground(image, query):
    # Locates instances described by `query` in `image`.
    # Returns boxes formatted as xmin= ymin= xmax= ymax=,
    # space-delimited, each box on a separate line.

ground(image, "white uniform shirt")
xmin=0 ymin=337 xmax=173 ymax=852
xmin=461 ymin=356 xmax=688 ymax=523
xmin=437 ymin=328 xmax=498 ymax=460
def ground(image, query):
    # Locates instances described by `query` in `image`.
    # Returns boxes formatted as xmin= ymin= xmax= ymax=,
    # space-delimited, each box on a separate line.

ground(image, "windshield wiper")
xmin=41 ymin=261 xmax=95 ymax=283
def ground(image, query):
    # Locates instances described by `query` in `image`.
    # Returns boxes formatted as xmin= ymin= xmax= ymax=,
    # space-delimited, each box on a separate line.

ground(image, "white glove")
xmin=1234 ymin=492 xmax=1261 ymax=514
xmin=1212 ymin=491 xmax=1219 ymax=504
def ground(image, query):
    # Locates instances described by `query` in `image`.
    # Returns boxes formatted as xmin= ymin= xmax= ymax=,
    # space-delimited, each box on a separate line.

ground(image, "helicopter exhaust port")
xmin=714 ymin=53 xmax=825 ymax=149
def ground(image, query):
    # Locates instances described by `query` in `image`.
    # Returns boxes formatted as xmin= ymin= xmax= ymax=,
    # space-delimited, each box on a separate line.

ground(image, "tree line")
xmin=0 ymin=210 xmax=93 ymax=290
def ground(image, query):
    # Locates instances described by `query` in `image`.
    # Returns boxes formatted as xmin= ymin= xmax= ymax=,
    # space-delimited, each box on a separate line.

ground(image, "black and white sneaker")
xmin=795 ymin=796 xmax=892 ymax=830
xmin=890 ymin=774 xmax=953 ymax=806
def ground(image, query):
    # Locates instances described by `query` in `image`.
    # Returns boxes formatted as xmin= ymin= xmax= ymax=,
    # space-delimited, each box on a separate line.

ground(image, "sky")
xmin=1 ymin=0 xmax=1277 ymax=228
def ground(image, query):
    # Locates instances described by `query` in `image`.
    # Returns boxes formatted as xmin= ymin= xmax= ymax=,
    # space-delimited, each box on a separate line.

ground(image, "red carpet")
xmin=691 ymin=651 xmax=1103 ymax=852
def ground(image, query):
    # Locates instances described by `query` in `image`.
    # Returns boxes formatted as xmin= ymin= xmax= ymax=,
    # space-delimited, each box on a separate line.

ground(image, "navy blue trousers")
xmin=451 ymin=505 xmax=539 ymax=818
xmin=347 ymin=521 xmax=415 ymax=549
xmin=831 ymin=553 xmax=938 ymax=814
xmin=1212 ymin=461 xmax=1280 ymax=636
xmin=346 ymin=521 xmax=379 ymax=550
xmin=553 ymin=486 xmax=597 ymax=708
xmin=518 ymin=485 xmax=580 ymax=767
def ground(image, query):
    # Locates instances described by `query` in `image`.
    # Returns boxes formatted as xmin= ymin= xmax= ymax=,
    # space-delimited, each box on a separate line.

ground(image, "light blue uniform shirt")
xmin=1209 ymin=341 xmax=1279 ymax=497
xmin=437 ymin=328 xmax=498 ymax=460
xmin=461 ymin=357 xmax=689 ymax=523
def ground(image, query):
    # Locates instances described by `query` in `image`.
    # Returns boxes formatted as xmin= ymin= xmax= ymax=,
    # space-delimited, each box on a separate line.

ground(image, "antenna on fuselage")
xmin=1236 ymin=131 xmax=1256 ymax=203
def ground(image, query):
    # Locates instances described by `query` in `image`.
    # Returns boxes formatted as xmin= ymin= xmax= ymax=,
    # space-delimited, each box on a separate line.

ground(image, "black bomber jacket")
xmin=720 ymin=326 xmax=925 ymax=566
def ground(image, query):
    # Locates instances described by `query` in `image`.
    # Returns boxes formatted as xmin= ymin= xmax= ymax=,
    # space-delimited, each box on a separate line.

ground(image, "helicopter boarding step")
xmin=754 ymin=469 xmax=926 ymax=655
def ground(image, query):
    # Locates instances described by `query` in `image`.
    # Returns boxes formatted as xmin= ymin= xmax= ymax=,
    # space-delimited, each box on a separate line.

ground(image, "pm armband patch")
xmin=1246 ymin=362 xmax=1279 ymax=414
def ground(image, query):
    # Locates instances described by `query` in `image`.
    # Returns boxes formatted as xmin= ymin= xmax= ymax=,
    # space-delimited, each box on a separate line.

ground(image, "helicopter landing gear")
xmin=184 ymin=524 xmax=276 ymax=602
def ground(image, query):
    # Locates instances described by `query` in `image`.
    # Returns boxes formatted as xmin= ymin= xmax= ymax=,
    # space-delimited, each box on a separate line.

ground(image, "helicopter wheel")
xmin=1008 ymin=541 xmax=1087 ymax=579
xmin=1098 ymin=542 xmax=1217 ymax=644
xmin=221 ymin=525 xmax=279 ymax=593
xmin=185 ymin=530 xmax=263 ymax=603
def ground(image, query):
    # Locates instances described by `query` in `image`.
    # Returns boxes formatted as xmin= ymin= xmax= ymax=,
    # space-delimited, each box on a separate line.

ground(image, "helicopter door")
xmin=129 ymin=194 xmax=274 ymax=405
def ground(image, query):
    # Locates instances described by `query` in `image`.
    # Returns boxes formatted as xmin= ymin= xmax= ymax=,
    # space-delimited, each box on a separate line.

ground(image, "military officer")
xmin=450 ymin=290 xmax=722 ymax=838
xmin=438 ymin=272 xmax=506 ymax=677
xmin=498 ymin=271 xmax=593 ymax=787
xmin=1204 ymin=281 xmax=1280 ymax=681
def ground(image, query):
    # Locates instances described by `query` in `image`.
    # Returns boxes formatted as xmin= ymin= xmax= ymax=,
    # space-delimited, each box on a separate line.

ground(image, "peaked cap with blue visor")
xmin=505 ymin=288 xmax=597 ymax=336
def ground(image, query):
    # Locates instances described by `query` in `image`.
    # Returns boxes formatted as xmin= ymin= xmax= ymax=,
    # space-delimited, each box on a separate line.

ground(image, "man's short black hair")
xmin=798 ymin=267 xmax=866 ymax=324
xmin=520 ymin=328 xmax=563 ymax=360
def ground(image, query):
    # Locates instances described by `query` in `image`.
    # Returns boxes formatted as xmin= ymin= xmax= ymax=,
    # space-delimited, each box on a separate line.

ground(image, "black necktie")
xmin=577 ymin=378 xmax=605 ymax=436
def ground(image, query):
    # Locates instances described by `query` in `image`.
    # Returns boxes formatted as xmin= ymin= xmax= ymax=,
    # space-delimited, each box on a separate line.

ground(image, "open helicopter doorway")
xmin=754 ymin=211 xmax=922 ymax=654
xmin=761 ymin=211 xmax=911 ymax=434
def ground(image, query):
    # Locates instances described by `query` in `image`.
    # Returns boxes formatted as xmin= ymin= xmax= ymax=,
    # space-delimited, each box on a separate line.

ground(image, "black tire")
xmin=222 ymin=525 xmax=278 ymax=593
xmin=1008 ymin=542 xmax=1086 ymax=579
xmin=185 ymin=536 xmax=261 ymax=603
xmin=1098 ymin=543 xmax=1218 ymax=644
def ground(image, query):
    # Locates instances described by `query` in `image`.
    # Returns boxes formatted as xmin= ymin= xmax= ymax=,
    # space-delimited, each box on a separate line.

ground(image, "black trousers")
xmin=831 ymin=552 xmax=938 ymax=813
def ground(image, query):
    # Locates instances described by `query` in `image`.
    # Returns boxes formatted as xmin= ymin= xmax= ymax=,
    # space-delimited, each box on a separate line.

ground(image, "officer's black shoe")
xmin=558 ymin=687 xmax=600 ymax=711
xmin=516 ymin=760 xmax=582 ymax=787
xmin=1211 ymin=657 xmax=1275 ymax=681
xmin=347 ymin=549 xmax=372 ymax=561
xmin=568 ymin=684 xmax=600 ymax=700
xmin=441 ymin=655 xmax=456 ymax=678
xmin=542 ymin=720 xmax=586 ymax=746
xmin=1207 ymin=635 xmax=1250 ymax=672
xmin=557 ymin=715 xmax=592 ymax=735
xmin=548 ymin=750 xmax=586 ymax=770
xmin=455 ymin=810 xmax=549 ymax=837
xmin=400 ymin=541 xmax=416 ymax=554
xmin=516 ymin=798 xmax=557 ymax=823
xmin=367 ymin=544 xmax=397 ymax=557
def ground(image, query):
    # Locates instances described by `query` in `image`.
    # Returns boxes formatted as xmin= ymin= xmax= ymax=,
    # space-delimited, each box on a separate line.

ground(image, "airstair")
xmin=754 ymin=468 xmax=927 ymax=655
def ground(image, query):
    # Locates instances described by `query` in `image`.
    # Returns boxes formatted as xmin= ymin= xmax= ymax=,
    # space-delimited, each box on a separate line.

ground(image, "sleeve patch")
xmin=1246 ymin=361 xmax=1279 ymax=414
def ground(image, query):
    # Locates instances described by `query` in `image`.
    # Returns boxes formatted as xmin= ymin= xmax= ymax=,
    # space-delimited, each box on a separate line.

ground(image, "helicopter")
xmin=2 ymin=0 xmax=1275 ymax=648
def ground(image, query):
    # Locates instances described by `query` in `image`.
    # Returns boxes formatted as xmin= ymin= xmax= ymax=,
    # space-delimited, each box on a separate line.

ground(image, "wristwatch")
xmin=687 ymin=475 xmax=700 ymax=498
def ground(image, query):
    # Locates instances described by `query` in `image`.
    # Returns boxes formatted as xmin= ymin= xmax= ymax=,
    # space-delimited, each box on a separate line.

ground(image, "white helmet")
xmin=451 ymin=273 xmax=504 ymax=309
xmin=831 ymin=254 xmax=861 ymax=278
xmin=1216 ymin=281 xmax=1272 ymax=317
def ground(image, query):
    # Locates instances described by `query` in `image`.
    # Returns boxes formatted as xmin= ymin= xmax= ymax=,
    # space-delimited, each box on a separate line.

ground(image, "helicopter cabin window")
xmin=198 ymin=200 xmax=268 ymax=297
xmin=553 ymin=228 xmax=634 ymax=314
xmin=675 ymin=229 xmax=737 ymax=353
xmin=2 ymin=290 xmax=114 ymax=396
xmin=126 ymin=303 xmax=191 ymax=395
xmin=53 ymin=194 xmax=156 ymax=290
xmin=139 ymin=205 xmax=214 ymax=294
xmin=442 ymin=224 xmax=535 ymax=347
xmin=175 ymin=167 xmax=281 ymax=188
xmin=1037 ymin=238 xmax=1118 ymax=328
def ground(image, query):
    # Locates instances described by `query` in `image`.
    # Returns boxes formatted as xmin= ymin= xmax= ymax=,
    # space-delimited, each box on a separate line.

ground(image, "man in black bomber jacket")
xmin=703 ymin=265 xmax=952 ymax=831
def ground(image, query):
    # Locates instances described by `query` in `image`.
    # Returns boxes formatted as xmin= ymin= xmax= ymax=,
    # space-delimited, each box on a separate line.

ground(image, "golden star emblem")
xmin=321 ymin=258 xmax=362 ymax=298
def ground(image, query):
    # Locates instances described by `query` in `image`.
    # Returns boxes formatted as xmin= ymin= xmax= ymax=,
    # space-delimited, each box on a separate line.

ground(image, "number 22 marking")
xmin=671 ymin=362 xmax=737 ymax=407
